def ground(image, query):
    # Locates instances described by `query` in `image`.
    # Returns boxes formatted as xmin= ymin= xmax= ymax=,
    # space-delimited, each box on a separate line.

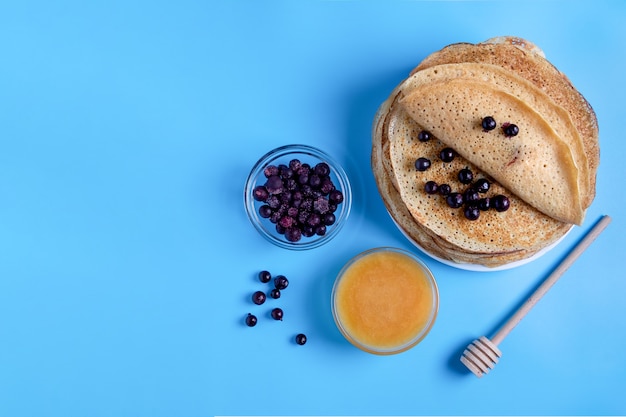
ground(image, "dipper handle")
xmin=491 ymin=215 xmax=611 ymax=346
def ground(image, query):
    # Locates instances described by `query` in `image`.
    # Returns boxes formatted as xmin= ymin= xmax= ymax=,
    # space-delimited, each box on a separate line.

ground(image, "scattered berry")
xmin=482 ymin=116 xmax=497 ymax=131
xmin=245 ymin=313 xmax=258 ymax=327
xmin=415 ymin=157 xmax=431 ymax=172
xmin=446 ymin=192 xmax=464 ymax=209
xmin=502 ymin=123 xmax=519 ymax=137
xmin=493 ymin=195 xmax=511 ymax=212
xmin=463 ymin=189 xmax=480 ymax=204
xmin=464 ymin=205 xmax=480 ymax=221
xmin=269 ymin=288 xmax=281 ymax=299
xmin=439 ymin=147 xmax=455 ymax=163
xmin=458 ymin=168 xmax=474 ymax=184
xmin=252 ymin=291 xmax=267 ymax=305
xmin=473 ymin=178 xmax=490 ymax=193
xmin=478 ymin=197 xmax=491 ymax=211
xmin=295 ymin=333 xmax=307 ymax=345
xmin=274 ymin=275 xmax=289 ymax=290
xmin=418 ymin=130 xmax=432 ymax=142
xmin=438 ymin=183 xmax=451 ymax=196
xmin=258 ymin=270 xmax=271 ymax=283
xmin=424 ymin=181 xmax=438 ymax=194
xmin=271 ymin=308 xmax=284 ymax=321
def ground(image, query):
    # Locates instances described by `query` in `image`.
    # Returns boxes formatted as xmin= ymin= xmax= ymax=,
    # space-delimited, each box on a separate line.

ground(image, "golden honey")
xmin=332 ymin=248 xmax=438 ymax=354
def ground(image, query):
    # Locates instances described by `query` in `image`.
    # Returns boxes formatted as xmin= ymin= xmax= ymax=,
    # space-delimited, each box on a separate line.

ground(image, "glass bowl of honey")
xmin=331 ymin=247 xmax=439 ymax=355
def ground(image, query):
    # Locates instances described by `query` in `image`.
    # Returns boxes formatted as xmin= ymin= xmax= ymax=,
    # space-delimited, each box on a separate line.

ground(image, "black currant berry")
xmin=463 ymin=189 xmax=480 ymax=204
xmin=265 ymin=175 xmax=283 ymax=194
xmin=245 ymin=313 xmax=258 ymax=327
xmin=424 ymin=181 xmax=438 ymax=194
xmin=285 ymin=227 xmax=302 ymax=242
xmin=289 ymin=159 xmax=302 ymax=172
xmin=252 ymin=291 xmax=266 ymax=305
xmin=258 ymin=270 xmax=271 ymax=283
xmin=314 ymin=162 xmax=330 ymax=176
xmin=264 ymin=165 xmax=279 ymax=178
xmin=253 ymin=185 xmax=270 ymax=202
xmin=446 ymin=192 xmax=464 ymax=209
xmin=503 ymin=123 xmax=519 ymax=137
xmin=482 ymin=116 xmax=497 ymax=131
xmin=258 ymin=205 xmax=272 ymax=218
xmin=329 ymin=190 xmax=344 ymax=205
xmin=323 ymin=213 xmax=336 ymax=226
xmin=438 ymin=183 xmax=451 ymax=196
xmin=493 ymin=195 xmax=511 ymax=212
xmin=473 ymin=178 xmax=490 ymax=193
xmin=439 ymin=147 xmax=455 ymax=163
xmin=274 ymin=275 xmax=289 ymax=290
xmin=271 ymin=308 xmax=284 ymax=321
xmin=478 ymin=197 xmax=491 ymax=211
xmin=464 ymin=205 xmax=480 ymax=220
xmin=458 ymin=168 xmax=473 ymax=184
xmin=415 ymin=157 xmax=431 ymax=172
xmin=269 ymin=288 xmax=281 ymax=299
xmin=295 ymin=333 xmax=307 ymax=345
xmin=417 ymin=130 xmax=432 ymax=142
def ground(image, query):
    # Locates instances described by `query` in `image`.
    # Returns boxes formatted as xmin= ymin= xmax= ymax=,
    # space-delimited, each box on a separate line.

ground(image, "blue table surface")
xmin=1 ymin=1 xmax=625 ymax=416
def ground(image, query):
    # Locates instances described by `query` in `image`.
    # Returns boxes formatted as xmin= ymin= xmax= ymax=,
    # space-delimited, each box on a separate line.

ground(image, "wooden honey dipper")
xmin=460 ymin=215 xmax=612 ymax=378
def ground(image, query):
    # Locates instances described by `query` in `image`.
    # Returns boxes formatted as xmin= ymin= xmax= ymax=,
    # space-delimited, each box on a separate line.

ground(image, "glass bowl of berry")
xmin=244 ymin=144 xmax=352 ymax=250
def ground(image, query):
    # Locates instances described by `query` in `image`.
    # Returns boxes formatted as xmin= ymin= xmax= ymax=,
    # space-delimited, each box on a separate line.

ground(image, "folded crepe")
xmin=374 ymin=80 xmax=571 ymax=266
xmin=399 ymin=61 xmax=591 ymax=211
xmin=371 ymin=36 xmax=599 ymax=268
xmin=399 ymin=77 xmax=584 ymax=224
xmin=412 ymin=38 xmax=599 ymax=208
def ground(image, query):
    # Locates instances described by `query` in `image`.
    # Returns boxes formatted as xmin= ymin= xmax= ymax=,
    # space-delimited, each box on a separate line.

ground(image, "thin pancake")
xmin=400 ymin=79 xmax=584 ymax=224
xmin=372 ymin=92 xmax=570 ymax=267
xmin=370 ymin=37 xmax=594 ymax=267
xmin=399 ymin=62 xmax=590 ymax=205
xmin=376 ymin=77 xmax=571 ymax=262
xmin=411 ymin=40 xmax=599 ymax=208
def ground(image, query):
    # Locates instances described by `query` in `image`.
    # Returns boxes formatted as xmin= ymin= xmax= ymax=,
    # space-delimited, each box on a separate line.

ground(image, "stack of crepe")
xmin=372 ymin=37 xmax=599 ymax=268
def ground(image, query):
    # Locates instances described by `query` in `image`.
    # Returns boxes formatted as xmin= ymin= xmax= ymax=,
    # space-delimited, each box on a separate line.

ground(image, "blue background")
xmin=1 ymin=1 xmax=625 ymax=416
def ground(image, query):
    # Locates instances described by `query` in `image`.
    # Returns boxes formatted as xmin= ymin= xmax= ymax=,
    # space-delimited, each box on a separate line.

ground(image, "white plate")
xmin=391 ymin=217 xmax=573 ymax=272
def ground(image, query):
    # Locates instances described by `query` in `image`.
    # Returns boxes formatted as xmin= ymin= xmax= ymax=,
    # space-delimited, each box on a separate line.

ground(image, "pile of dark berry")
xmin=245 ymin=270 xmax=307 ymax=346
xmin=252 ymin=159 xmax=344 ymax=243
xmin=414 ymin=124 xmax=511 ymax=221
